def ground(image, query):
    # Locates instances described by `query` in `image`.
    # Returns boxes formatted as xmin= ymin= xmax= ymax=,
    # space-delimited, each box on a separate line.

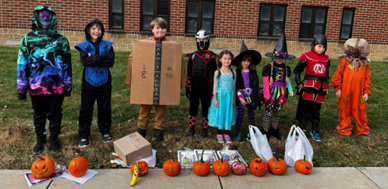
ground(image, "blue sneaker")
xmin=236 ymin=133 xmax=242 ymax=142
xmin=310 ymin=131 xmax=322 ymax=142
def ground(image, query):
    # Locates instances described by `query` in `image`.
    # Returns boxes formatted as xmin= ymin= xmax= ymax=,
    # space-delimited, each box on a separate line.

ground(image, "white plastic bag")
xmin=284 ymin=125 xmax=313 ymax=167
xmin=247 ymin=125 xmax=273 ymax=162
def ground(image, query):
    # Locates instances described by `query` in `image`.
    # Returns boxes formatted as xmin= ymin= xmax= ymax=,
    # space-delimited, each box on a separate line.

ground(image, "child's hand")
xmin=290 ymin=92 xmax=294 ymax=97
xmin=336 ymin=89 xmax=342 ymax=98
xmin=239 ymin=98 xmax=247 ymax=105
xmin=88 ymin=53 xmax=91 ymax=57
xmin=246 ymin=97 xmax=251 ymax=104
xmin=215 ymin=100 xmax=219 ymax=108
xmin=363 ymin=94 xmax=369 ymax=102
xmin=298 ymin=84 xmax=303 ymax=93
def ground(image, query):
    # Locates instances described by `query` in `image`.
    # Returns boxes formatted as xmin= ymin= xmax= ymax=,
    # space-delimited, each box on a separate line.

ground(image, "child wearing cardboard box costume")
xmin=293 ymin=34 xmax=330 ymax=142
xmin=75 ymin=18 xmax=115 ymax=148
xmin=331 ymin=38 xmax=372 ymax=138
xmin=261 ymin=32 xmax=294 ymax=140
xmin=186 ymin=29 xmax=218 ymax=141
xmin=126 ymin=17 xmax=185 ymax=142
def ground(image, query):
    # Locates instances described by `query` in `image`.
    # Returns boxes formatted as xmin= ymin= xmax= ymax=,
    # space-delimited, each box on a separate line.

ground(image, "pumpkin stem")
xmin=303 ymin=155 xmax=306 ymax=162
xmin=38 ymin=156 xmax=46 ymax=161
xmin=220 ymin=156 xmax=224 ymax=163
xmin=276 ymin=157 xmax=279 ymax=162
xmin=237 ymin=157 xmax=241 ymax=164
xmin=258 ymin=159 xmax=262 ymax=163
xmin=169 ymin=150 xmax=174 ymax=163
xmin=200 ymin=150 xmax=205 ymax=164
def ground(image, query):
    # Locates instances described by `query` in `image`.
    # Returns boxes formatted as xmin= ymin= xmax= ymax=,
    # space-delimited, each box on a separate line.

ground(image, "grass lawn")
xmin=1 ymin=45 xmax=388 ymax=169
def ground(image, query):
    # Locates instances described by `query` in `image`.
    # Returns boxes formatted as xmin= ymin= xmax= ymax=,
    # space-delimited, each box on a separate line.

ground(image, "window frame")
xmin=257 ymin=3 xmax=288 ymax=37
xmin=140 ymin=0 xmax=171 ymax=31
xmin=339 ymin=8 xmax=356 ymax=40
xmin=185 ymin=0 xmax=216 ymax=34
xmin=109 ymin=0 xmax=124 ymax=30
xmin=298 ymin=6 xmax=329 ymax=38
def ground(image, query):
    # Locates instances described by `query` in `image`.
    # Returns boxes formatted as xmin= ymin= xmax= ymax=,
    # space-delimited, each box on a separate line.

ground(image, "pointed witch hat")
xmin=232 ymin=41 xmax=262 ymax=66
xmin=265 ymin=32 xmax=295 ymax=60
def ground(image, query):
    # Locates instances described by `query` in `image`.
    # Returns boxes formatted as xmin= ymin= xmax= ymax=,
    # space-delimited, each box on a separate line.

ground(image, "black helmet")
xmin=195 ymin=29 xmax=210 ymax=50
xmin=311 ymin=34 xmax=327 ymax=54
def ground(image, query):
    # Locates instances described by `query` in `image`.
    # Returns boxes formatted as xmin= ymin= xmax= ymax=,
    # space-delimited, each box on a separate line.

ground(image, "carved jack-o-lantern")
xmin=31 ymin=156 xmax=55 ymax=178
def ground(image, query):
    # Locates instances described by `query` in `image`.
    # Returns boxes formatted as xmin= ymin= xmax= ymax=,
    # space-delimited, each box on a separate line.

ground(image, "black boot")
xmin=137 ymin=128 xmax=147 ymax=138
xmin=49 ymin=135 xmax=62 ymax=153
xmin=153 ymin=129 xmax=164 ymax=142
xmin=271 ymin=128 xmax=281 ymax=140
xmin=32 ymin=135 xmax=46 ymax=155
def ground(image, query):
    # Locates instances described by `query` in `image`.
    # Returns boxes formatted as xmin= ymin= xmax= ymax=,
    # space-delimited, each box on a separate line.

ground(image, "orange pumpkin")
xmin=267 ymin=157 xmax=288 ymax=175
xmin=249 ymin=158 xmax=268 ymax=177
xmin=68 ymin=157 xmax=89 ymax=177
xmin=131 ymin=161 xmax=149 ymax=176
xmin=163 ymin=151 xmax=181 ymax=176
xmin=31 ymin=156 xmax=55 ymax=178
xmin=193 ymin=150 xmax=211 ymax=176
xmin=294 ymin=155 xmax=312 ymax=175
xmin=231 ymin=158 xmax=248 ymax=175
xmin=212 ymin=157 xmax=230 ymax=177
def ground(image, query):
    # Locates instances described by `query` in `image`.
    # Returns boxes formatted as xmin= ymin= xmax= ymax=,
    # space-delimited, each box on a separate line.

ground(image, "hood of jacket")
xmin=84 ymin=18 xmax=105 ymax=42
xmin=32 ymin=5 xmax=58 ymax=34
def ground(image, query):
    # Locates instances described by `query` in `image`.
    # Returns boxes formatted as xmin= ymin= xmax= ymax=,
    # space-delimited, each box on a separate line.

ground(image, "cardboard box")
xmin=113 ymin=132 xmax=152 ymax=166
xmin=130 ymin=40 xmax=182 ymax=105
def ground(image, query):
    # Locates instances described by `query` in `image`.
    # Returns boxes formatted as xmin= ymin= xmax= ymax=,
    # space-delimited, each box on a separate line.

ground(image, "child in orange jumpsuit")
xmin=331 ymin=38 xmax=372 ymax=138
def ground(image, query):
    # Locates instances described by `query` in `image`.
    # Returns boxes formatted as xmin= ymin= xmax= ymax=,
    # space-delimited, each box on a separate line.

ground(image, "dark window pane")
xmin=340 ymin=25 xmax=351 ymax=39
xmin=273 ymin=21 xmax=284 ymax=36
xmin=315 ymin=9 xmax=326 ymax=24
xmin=300 ymin=23 xmax=311 ymax=37
xmin=143 ymin=15 xmax=153 ymax=30
xmin=258 ymin=21 xmax=269 ymax=36
xmin=274 ymin=7 xmax=285 ymax=21
xmin=202 ymin=3 xmax=213 ymax=18
xmin=343 ymin=10 xmax=353 ymax=25
xmin=158 ymin=0 xmax=169 ymax=15
xmin=112 ymin=13 xmax=122 ymax=29
xmin=314 ymin=24 xmax=324 ymax=35
xmin=143 ymin=0 xmax=153 ymax=15
xmin=188 ymin=2 xmax=199 ymax=18
xmin=260 ymin=5 xmax=271 ymax=21
xmin=187 ymin=18 xmax=198 ymax=33
xmin=112 ymin=0 xmax=122 ymax=13
xmin=301 ymin=8 xmax=312 ymax=23
xmin=202 ymin=18 xmax=212 ymax=32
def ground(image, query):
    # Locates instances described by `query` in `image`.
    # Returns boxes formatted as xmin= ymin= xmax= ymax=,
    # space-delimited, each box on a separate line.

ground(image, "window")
xmin=258 ymin=4 xmax=287 ymax=37
xmin=141 ymin=0 xmax=170 ymax=31
xmin=299 ymin=6 xmax=328 ymax=38
xmin=340 ymin=8 xmax=355 ymax=40
xmin=110 ymin=0 xmax=124 ymax=29
xmin=186 ymin=0 xmax=215 ymax=33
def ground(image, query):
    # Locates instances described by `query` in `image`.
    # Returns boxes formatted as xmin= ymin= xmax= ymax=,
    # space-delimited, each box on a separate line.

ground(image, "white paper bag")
xmin=247 ymin=125 xmax=273 ymax=162
xmin=285 ymin=125 xmax=314 ymax=167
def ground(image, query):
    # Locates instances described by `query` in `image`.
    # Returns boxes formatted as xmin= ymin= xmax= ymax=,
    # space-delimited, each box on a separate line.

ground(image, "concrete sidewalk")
xmin=1 ymin=167 xmax=386 ymax=189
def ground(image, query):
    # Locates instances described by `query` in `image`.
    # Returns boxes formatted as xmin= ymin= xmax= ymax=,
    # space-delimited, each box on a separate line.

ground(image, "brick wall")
xmin=1 ymin=0 xmax=388 ymax=61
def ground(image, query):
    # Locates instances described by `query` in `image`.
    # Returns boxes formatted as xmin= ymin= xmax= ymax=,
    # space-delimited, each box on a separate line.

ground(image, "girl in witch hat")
xmin=261 ymin=32 xmax=295 ymax=140
xmin=232 ymin=41 xmax=262 ymax=142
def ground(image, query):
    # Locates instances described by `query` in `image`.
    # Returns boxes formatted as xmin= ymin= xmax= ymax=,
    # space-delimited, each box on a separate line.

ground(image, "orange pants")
xmin=336 ymin=95 xmax=369 ymax=135
xmin=137 ymin=105 xmax=166 ymax=130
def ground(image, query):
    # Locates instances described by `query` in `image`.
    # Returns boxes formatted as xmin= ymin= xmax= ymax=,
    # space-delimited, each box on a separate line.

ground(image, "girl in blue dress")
xmin=208 ymin=50 xmax=237 ymax=145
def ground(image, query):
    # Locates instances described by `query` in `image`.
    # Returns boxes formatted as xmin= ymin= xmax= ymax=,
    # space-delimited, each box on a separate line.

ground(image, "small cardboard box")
xmin=113 ymin=132 xmax=152 ymax=166
xmin=130 ymin=40 xmax=182 ymax=105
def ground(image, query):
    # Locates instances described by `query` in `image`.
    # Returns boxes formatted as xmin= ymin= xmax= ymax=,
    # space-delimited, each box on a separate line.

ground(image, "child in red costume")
xmin=331 ymin=38 xmax=372 ymax=138
xmin=294 ymin=34 xmax=330 ymax=142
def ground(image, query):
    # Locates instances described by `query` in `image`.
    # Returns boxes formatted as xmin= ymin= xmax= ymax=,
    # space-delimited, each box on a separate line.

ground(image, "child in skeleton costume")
xmin=294 ymin=34 xmax=330 ymax=142
xmin=232 ymin=41 xmax=261 ymax=142
xmin=331 ymin=38 xmax=372 ymax=138
xmin=261 ymin=33 xmax=294 ymax=140
xmin=17 ymin=5 xmax=72 ymax=154
xmin=75 ymin=18 xmax=115 ymax=147
xmin=186 ymin=29 xmax=218 ymax=141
